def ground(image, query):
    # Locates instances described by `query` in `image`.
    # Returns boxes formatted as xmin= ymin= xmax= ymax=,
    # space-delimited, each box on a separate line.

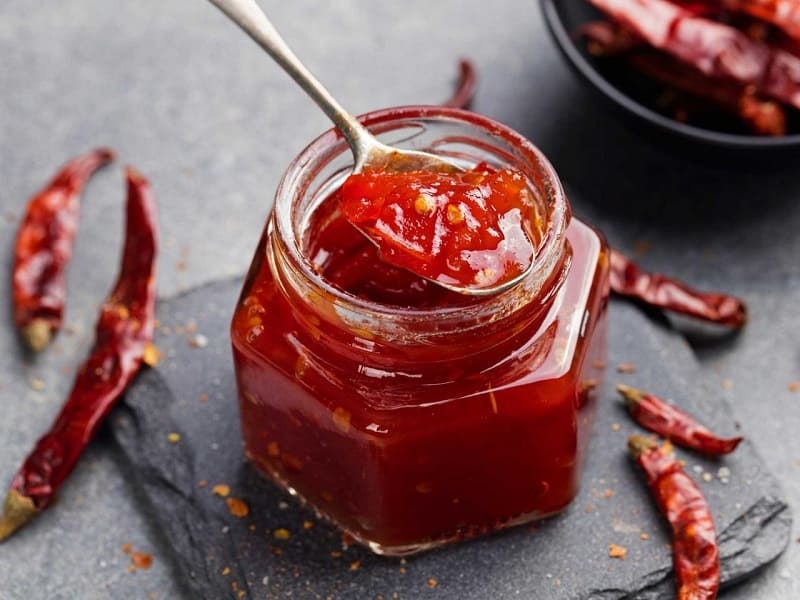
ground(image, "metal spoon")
xmin=208 ymin=0 xmax=534 ymax=295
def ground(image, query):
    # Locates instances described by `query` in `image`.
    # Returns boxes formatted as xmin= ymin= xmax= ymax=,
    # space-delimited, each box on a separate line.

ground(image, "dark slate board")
xmin=111 ymin=278 xmax=791 ymax=600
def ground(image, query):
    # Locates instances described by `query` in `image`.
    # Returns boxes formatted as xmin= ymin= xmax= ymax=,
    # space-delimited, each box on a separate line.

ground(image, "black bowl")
xmin=540 ymin=0 xmax=800 ymax=150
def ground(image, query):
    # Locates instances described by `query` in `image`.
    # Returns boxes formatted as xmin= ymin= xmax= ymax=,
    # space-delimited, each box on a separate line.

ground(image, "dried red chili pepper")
xmin=580 ymin=20 xmax=642 ymax=56
xmin=0 ymin=167 xmax=157 ymax=541
xmin=609 ymin=249 xmax=747 ymax=328
xmin=629 ymin=436 xmax=720 ymax=600
xmin=589 ymin=0 xmax=800 ymax=109
xmin=581 ymin=21 xmax=786 ymax=135
xmin=619 ymin=384 xmax=743 ymax=455
xmin=12 ymin=148 xmax=115 ymax=351
xmin=699 ymin=0 xmax=800 ymax=41
xmin=443 ymin=59 xmax=478 ymax=109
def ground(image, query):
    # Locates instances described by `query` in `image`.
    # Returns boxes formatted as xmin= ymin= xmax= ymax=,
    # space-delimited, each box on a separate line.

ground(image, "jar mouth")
xmin=273 ymin=106 xmax=570 ymax=332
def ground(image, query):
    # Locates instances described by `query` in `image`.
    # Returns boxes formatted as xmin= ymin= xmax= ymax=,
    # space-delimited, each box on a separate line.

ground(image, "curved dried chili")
xmin=629 ymin=436 xmax=720 ymax=599
xmin=443 ymin=59 xmax=478 ymax=110
xmin=619 ymin=384 xmax=743 ymax=455
xmin=13 ymin=148 xmax=115 ymax=351
xmin=0 ymin=167 xmax=158 ymax=541
xmin=609 ymin=249 xmax=747 ymax=328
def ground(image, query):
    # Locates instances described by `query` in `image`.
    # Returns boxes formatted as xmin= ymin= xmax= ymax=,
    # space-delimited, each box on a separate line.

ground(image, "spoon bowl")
xmin=208 ymin=0 xmax=535 ymax=295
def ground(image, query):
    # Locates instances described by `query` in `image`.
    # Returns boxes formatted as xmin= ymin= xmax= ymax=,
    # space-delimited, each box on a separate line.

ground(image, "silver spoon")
xmin=208 ymin=0 xmax=534 ymax=295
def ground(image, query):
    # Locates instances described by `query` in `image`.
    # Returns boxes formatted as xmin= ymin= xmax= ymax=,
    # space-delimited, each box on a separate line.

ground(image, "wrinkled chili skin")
xmin=609 ymin=249 xmax=747 ymax=328
xmin=698 ymin=0 xmax=800 ymax=41
xmin=0 ymin=167 xmax=157 ymax=540
xmin=12 ymin=148 xmax=115 ymax=351
xmin=589 ymin=0 xmax=800 ymax=109
xmin=443 ymin=59 xmax=478 ymax=110
xmin=580 ymin=20 xmax=787 ymax=136
xmin=619 ymin=384 xmax=743 ymax=455
xmin=630 ymin=436 xmax=720 ymax=600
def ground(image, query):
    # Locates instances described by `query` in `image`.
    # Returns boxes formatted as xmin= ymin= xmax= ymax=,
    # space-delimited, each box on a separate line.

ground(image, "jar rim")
xmin=272 ymin=105 xmax=570 ymax=326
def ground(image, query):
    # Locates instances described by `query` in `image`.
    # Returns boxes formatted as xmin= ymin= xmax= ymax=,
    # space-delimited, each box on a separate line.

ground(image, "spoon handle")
xmin=208 ymin=0 xmax=374 ymax=163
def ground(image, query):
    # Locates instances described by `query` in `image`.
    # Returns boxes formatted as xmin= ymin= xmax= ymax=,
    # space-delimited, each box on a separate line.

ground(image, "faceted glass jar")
xmin=231 ymin=106 xmax=610 ymax=556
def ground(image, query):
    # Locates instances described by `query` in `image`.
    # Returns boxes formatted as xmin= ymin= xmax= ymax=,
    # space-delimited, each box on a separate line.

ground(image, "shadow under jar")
xmin=231 ymin=106 xmax=610 ymax=556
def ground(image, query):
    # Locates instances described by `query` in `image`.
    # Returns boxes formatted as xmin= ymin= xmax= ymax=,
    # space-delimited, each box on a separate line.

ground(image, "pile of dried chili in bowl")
xmin=542 ymin=0 xmax=800 ymax=146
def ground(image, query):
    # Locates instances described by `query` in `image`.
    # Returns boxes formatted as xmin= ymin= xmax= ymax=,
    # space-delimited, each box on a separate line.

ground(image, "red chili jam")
xmin=231 ymin=108 xmax=610 ymax=555
xmin=339 ymin=163 xmax=536 ymax=291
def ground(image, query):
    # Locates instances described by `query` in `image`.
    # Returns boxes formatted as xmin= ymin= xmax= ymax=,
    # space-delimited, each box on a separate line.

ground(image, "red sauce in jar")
xmin=231 ymin=184 xmax=609 ymax=554
xmin=231 ymin=103 xmax=609 ymax=556
xmin=339 ymin=163 xmax=536 ymax=291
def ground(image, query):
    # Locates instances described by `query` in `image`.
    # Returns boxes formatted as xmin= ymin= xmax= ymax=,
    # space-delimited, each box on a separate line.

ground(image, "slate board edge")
xmin=578 ymin=495 xmax=791 ymax=600
xmin=112 ymin=277 xmax=794 ymax=599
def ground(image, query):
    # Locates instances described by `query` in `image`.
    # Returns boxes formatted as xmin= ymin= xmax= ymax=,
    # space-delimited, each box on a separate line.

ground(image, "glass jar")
xmin=231 ymin=106 xmax=609 ymax=556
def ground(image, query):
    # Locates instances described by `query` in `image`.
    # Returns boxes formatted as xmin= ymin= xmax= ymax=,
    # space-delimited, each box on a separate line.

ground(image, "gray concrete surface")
xmin=1 ymin=0 xmax=798 ymax=598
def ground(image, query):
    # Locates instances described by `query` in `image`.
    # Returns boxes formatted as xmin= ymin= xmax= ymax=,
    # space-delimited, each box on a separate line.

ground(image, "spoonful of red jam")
xmin=209 ymin=0 xmax=536 ymax=294
xmin=339 ymin=162 xmax=537 ymax=295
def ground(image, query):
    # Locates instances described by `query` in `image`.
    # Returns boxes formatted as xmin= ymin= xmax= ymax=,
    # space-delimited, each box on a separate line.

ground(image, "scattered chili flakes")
xmin=267 ymin=441 xmax=280 ymax=458
xmin=188 ymin=334 xmax=208 ymax=349
xmin=640 ymin=532 xmax=650 ymax=540
xmin=427 ymin=577 xmax=438 ymax=588
xmin=412 ymin=193 xmax=435 ymax=216
xmin=212 ymin=484 xmax=231 ymax=497
xmin=199 ymin=393 xmax=209 ymax=403
xmin=399 ymin=567 xmax=407 ymax=575
xmin=611 ymin=423 xmax=621 ymax=431
xmin=608 ymin=544 xmax=627 ymax=559
xmin=332 ymin=406 xmax=352 ymax=433
xmin=330 ymin=551 xmax=342 ymax=558
xmin=198 ymin=480 xmax=208 ymax=488
xmin=222 ymin=566 xmax=231 ymax=576
xmin=604 ymin=488 xmax=615 ymax=499
xmin=281 ymin=452 xmax=304 ymax=472
xmin=616 ymin=363 xmax=637 ymax=374
xmin=131 ymin=552 xmax=153 ymax=570
xmin=349 ymin=560 xmax=361 ymax=572
xmin=273 ymin=528 xmax=291 ymax=540
xmin=488 ymin=387 xmax=498 ymax=414
xmin=789 ymin=381 xmax=799 ymax=393
xmin=722 ymin=379 xmax=733 ymax=390
xmin=226 ymin=497 xmax=250 ymax=518
xmin=122 ymin=543 xmax=132 ymax=554
xmin=167 ymin=432 xmax=181 ymax=444
xmin=584 ymin=503 xmax=594 ymax=513
xmin=341 ymin=532 xmax=355 ymax=549
xmin=303 ymin=520 xmax=315 ymax=530
xmin=30 ymin=377 xmax=45 ymax=391
xmin=142 ymin=342 xmax=161 ymax=367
